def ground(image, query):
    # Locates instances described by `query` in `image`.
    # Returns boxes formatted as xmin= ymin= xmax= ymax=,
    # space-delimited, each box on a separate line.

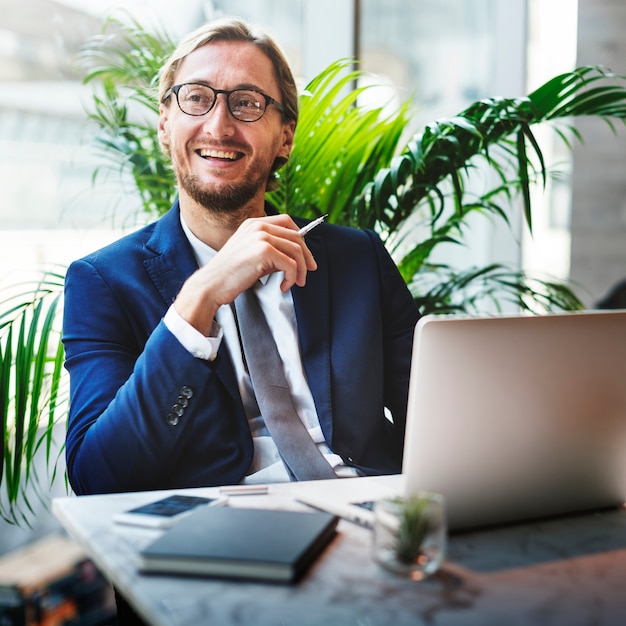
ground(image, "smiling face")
xmin=159 ymin=40 xmax=295 ymax=218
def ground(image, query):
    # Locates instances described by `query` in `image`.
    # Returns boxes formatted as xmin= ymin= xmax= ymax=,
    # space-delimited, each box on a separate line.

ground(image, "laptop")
xmin=295 ymin=310 xmax=626 ymax=531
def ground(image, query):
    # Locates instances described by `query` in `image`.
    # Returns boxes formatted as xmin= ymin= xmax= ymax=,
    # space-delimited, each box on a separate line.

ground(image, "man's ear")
xmin=279 ymin=119 xmax=296 ymax=159
xmin=158 ymin=106 xmax=171 ymax=147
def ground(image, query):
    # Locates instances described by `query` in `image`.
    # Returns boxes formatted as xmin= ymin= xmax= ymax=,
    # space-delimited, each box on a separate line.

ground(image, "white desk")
xmin=53 ymin=476 xmax=626 ymax=626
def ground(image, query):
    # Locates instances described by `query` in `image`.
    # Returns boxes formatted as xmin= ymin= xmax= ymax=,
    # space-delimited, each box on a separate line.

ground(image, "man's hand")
xmin=173 ymin=214 xmax=317 ymax=335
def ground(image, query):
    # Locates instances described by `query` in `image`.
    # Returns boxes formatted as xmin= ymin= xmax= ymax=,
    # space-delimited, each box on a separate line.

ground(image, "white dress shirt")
xmin=162 ymin=214 xmax=357 ymax=482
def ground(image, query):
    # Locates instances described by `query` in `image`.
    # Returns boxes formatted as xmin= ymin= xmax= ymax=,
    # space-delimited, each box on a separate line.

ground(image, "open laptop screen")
xmin=403 ymin=311 xmax=626 ymax=530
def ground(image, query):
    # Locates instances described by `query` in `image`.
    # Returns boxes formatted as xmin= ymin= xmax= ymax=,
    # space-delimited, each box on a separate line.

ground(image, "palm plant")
xmin=269 ymin=64 xmax=613 ymax=313
xmin=3 ymin=16 xmax=626 ymax=523
xmin=0 ymin=270 xmax=67 ymax=524
xmin=350 ymin=67 xmax=626 ymax=312
xmin=81 ymin=17 xmax=177 ymax=217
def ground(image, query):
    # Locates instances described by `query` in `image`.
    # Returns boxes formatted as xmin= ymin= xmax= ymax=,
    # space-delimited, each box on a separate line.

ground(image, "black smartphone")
xmin=113 ymin=494 xmax=228 ymax=529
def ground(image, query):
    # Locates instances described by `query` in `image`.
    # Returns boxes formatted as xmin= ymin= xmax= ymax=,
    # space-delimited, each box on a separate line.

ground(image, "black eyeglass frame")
xmin=163 ymin=82 xmax=286 ymax=122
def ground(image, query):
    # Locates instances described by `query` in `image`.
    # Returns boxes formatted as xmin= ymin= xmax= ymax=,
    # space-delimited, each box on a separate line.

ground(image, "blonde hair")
xmin=158 ymin=18 xmax=298 ymax=189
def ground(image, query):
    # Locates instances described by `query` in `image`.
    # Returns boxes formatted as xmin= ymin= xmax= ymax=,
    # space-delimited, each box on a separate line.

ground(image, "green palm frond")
xmin=356 ymin=66 xmax=626 ymax=239
xmin=0 ymin=270 xmax=67 ymax=524
xmin=411 ymin=264 xmax=584 ymax=316
xmin=346 ymin=65 xmax=626 ymax=311
xmin=267 ymin=59 xmax=412 ymax=225
xmin=79 ymin=15 xmax=177 ymax=218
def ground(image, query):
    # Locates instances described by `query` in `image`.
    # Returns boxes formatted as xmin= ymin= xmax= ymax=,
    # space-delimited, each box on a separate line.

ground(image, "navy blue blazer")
xmin=62 ymin=202 xmax=420 ymax=495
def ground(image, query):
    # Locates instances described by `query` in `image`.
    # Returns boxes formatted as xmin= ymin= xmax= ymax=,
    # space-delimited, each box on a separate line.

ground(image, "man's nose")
xmin=201 ymin=94 xmax=235 ymax=135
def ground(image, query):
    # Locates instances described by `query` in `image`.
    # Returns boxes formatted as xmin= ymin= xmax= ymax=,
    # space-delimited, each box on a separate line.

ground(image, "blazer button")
xmin=171 ymin=404 xmax=185 ymax=417
xmin=176 ymin=396 xmax=189 ymax=409
xmin=166 ymin=413 xmax=180 ymax=426
xmin=180 ymin=386 xmax=194 ymax=399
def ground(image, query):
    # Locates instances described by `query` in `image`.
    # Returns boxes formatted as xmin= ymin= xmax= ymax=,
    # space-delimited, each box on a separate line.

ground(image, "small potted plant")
xmin=372 ymin=492 xmax=446 ymax=580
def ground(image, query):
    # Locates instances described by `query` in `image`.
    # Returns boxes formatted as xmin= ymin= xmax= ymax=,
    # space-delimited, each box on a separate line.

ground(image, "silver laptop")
xmin=295 ymin=310 xmax=626 ymax=531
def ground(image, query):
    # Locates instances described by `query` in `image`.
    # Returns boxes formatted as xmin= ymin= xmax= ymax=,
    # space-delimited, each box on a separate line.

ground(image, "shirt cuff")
xmin=163 ymin=305 xmax=223 ymax=361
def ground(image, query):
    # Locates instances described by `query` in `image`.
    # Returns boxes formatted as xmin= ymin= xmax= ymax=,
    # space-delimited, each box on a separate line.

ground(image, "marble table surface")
xmin=53 ymin=476 xmax=626 ymax=626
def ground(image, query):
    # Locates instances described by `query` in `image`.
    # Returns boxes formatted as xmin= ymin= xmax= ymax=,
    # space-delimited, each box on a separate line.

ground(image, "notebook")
xmin=139 ymin=506 xmax=338 ymax=582
xmin=296 ymin=310 xmax=626 ymax=531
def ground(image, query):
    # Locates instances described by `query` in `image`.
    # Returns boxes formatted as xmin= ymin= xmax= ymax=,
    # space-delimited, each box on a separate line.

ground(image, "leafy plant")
xmin=390 ymin=495 xmax=437 ymax=565
xmin=0 ymin=270 xmax=67 ymax=524
xmin=79 ymin=16 xmax=177 ymax=218
xmin=270 ymin=64 xmax=626 ymax=313
xmin=266 ymin=59 xmax=412 ymax=224
xmin=351 ymin=66 xmax=626 ymax=312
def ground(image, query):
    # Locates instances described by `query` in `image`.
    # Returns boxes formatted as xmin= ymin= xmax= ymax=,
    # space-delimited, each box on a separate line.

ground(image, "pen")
xmin=219 ymin=485 xmax=269 ymax=496
xmin=298 ymin=214 xmax=328 ymax=236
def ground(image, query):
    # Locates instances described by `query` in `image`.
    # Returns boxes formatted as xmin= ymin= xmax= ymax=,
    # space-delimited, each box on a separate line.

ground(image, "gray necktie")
xmin=234 ymin=287 xmax=337 ymax=481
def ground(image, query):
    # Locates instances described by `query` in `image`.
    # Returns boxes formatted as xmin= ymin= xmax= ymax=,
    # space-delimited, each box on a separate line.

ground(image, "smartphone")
xmin=113 ymin=494 xmax=228 ymax=529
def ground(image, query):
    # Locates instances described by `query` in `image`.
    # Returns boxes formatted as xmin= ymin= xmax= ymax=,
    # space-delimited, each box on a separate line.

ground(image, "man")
xmin=62 ymin=17 xmax=420 ymax=496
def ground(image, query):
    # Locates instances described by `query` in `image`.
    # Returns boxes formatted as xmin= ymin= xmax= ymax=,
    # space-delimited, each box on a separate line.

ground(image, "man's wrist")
xmin=163 ymin=305 xmax=223 ymax=361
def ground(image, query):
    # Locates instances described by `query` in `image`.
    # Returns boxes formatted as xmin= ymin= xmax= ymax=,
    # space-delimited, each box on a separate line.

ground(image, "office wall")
xmin=570 ymin=0 xmax=626 ymax=306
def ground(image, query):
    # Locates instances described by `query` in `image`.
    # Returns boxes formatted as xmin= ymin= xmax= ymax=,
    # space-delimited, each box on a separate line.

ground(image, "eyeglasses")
xmin=163 ymin=82 xmax=286 ymax=122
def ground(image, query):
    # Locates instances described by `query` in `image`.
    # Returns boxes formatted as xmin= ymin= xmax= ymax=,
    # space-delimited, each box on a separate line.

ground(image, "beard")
xmin=173 ymin=144 xmax=276 ymax=216
xmin=179 ymin=170 xmax=265 ymax=214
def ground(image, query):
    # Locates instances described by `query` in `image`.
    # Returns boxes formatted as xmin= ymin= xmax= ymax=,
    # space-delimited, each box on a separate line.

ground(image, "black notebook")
xmin=138 ymin=506 xmax=339 ymax=582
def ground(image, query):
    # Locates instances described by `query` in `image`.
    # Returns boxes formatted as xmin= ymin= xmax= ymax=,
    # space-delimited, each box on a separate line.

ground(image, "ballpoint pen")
xmin=219 ymin=484 xmax=269 ymax=496
xmin=298 ymin=214 xmax=328 ymax=236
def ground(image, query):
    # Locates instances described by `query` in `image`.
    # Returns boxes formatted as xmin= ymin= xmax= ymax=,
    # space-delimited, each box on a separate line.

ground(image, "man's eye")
xmin=186 ymin=92 xmax=210 ymax=104
xmin=235 ymin=97 xmax=259 ymax=109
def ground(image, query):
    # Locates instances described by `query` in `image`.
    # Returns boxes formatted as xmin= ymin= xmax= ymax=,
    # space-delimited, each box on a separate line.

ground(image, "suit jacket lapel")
xmin=144 ymin=204 xmax=198 ymax=305
xmin=292 ymin=232 xmax=334 ymax=443
xmin=143 ymin=203 xmax=242 ymax=401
